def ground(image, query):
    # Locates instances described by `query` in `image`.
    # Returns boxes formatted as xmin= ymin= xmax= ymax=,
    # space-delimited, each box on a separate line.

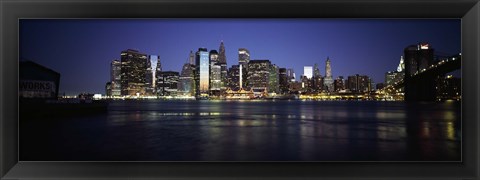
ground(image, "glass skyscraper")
xmin=195 ymin=48 xmax=209 ymax=97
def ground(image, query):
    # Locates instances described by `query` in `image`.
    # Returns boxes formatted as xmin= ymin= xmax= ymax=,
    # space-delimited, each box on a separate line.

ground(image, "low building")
xmin=19 ymin=61 xmax=60 ymax=99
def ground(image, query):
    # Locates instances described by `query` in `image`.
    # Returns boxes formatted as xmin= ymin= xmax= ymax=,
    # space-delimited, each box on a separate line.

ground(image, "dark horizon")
xmin=19 ymin=19 xmax=461 ymax=96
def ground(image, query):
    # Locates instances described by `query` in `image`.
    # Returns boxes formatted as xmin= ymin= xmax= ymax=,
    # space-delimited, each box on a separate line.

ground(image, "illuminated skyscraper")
xmin=247 ymin=60 xmax=271 ymax=97
xmin=110 ymin=59 xmax=121 ymax=96
xmin=209 ymin=50 xmax=221 ymax=95
xmin=346 ymin=74 xmax=371 ymax=93
xmin=304 ymin=66 xmax=313 ymax=79
xmin=269 ymin=64 xmax=279 ymax=94
xmin=238 ymin=48 xmax=250 ymax=68
xmin=287 ymin=68 xmax=295 ymax=82
xmin=157 ymin=71 xmax=179 ymax=96
xmin=195 ymin=48 xmax=209 ymax=97
xmin=397 ymin=56 xmax=405 ymax=72
xmin=218 ymin=42 xmax=228 ymax=91
xmin=178 ymin=63 xmax=195 ymax=96
xmin=279 ymin=68 xmax=289 ymax=94
xmin=155 ymin=56 xmax=163 ymax=95
xmin=313 ymin=63 xmax=321 ymax=77
xmin=227 ymin=65 xmax=240 ymax=90
xmin=323 ymin=57 xmax=334 ymax=92
xmin=238 ymin=48 xmax=250 ymax=87
xmin=218 ymin=41 xmax=227 ymax=64
xmin=120 ymin=49 xmax=149 ymax=96
xmin=334 ymin=76 xmax=345 ymax=92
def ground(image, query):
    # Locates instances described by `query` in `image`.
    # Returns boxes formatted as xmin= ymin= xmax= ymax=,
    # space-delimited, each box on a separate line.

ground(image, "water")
xmin=20 ymin=100 xmax=461 ymax=161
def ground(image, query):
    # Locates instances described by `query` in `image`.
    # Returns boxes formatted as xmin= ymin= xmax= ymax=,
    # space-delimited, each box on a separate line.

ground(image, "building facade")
xmin=157 ymin=71 xmax=179 ymax=96
xmin=110 ymin=59 xmax=122 ymax=96
xmin=120 ymin=49 xmax=149 ymax=96
xmin=247 ymin=60 xmax=271 ymax=94
xmin=195 ymin=48 xmax=210 ymax=97
xmin=323 ymin=57 xmax=334 ymax=92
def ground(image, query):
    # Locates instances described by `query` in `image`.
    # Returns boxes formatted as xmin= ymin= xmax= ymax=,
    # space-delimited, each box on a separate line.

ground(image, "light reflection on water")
xmin=21 ymin=100 xmax=461 ymax=161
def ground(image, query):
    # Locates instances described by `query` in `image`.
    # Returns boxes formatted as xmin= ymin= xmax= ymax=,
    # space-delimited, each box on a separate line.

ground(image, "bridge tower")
xmin=404 ymin=43 xmax=436 ymax=101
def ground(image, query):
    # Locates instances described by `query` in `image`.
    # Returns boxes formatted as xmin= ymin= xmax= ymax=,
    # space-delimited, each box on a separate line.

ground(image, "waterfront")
xmin=20 ymin=100 xmax=461 ymax=161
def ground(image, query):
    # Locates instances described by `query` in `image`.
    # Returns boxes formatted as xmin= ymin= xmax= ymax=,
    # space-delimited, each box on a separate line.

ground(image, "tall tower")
xmin=120 ymin=49 xmax=149 ymax=96
xmin=323 ymin=57 xmax=334 ymax=92
xmin=397 ymin=56 xmax=405 ymax=72
xmin=313 ymin=63 xmax=321 ymax=77
xmin=195 ymin=48 xmax=210 ymax=97
xmin=218 ymin=41 xmax=227 ymax=64
xmin=110 ymin=59 xmax=121 ymax=96
xmin=189 ymin=50 xmax=195 ymax=65
xmin=218 ymin=41 xmax=228 ymax=91
xmin=238 ymin=48 xmax=250 ymax=88
xmin=303 ymin=66 xmax=313 ymax=79
xmin=155 ymin=55 xmax=162 ymax=95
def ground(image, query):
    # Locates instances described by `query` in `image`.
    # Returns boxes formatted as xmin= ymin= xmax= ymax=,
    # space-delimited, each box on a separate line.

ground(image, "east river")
xmin=20 ymin=100 xmax=461 ymax=161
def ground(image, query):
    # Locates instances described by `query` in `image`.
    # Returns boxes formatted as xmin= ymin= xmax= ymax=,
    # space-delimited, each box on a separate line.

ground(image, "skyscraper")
xmin=404 ymin=43 xmax=435 ymax=101
xmin=238 ymin=48 xmax=250 ymax=88
xmin=279 ymin=68 xmax=289 ymax=94
xmin=195 ymin=48 xmax=209 ymax=97
xmin=346 ymin=74 xmax=370 ymax=93
xmin=323 ymin=57 xmax=334 ymax=92
xmin=303 ymin=66 xmax=313 ymax=79
xmin=209 ymin=50 xmax=221 ymax=95
xmin=397 ymin=56 xmax=405 ymax=72
xmin=247 ymin=60 xmax=271 ymax=97
xmin=155 ymin=56 xmax=163 ymax=95
xmin=218 ymin=41 xmax=227 ymax=64
xmin=178 ymin=63 xmax=195 ymax=96
xmin=120 ymin=49 xmax=149 ymax=96
xmin=110 ymin=59 xmax=121 ymax=96
xmin=227 ymin=65 xmax=240 ymax=90
xmin=218 ymin=42 xmax=228 ymax=92
xmin=238 ymin=48 xmax=250 ymax=68
xmin=157 ymin=71 xmax=179 ymax=96
xmin=287 ymin=68 xmax=296 ymax=82
xmin=189 ymin=50 xmax=195 ymax=65
xmin=313 ymin=63 xmax=321 ymax=77
xmin=269 ymin=64 xmax=279 ymax=94
xmin=334 ymin=76 xmax=345 ymax=92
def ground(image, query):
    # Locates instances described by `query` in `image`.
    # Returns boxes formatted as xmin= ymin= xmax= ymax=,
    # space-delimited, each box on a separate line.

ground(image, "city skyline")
xmin=20 ymin=19 xmax=461 ymax=95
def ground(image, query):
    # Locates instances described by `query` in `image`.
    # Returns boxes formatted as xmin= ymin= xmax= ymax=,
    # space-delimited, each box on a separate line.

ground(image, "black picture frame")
xmin=1 ymin=0 xmax=479 ymax=179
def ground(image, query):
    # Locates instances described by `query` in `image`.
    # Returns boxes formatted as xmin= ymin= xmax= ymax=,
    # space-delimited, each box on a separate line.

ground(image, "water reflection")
xmin=21 ymin=100 xmax=461 ymax=161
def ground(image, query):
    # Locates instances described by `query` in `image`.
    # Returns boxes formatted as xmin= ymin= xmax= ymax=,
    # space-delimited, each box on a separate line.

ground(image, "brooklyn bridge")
xmin=384 ymin=51 xmax=461 ymax=102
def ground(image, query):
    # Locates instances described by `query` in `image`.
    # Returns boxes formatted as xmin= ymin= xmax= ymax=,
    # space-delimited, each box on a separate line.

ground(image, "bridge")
xmin=383 ymin=55 xmax=461 ymax=101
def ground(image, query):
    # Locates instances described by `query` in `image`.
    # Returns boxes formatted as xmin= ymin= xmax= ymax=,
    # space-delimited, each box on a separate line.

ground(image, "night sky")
xmin=20 ymin=19 xmax=461 ymax=95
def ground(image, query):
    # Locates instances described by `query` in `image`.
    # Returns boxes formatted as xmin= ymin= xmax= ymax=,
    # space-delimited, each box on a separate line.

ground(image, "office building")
xmin=269 ymin=64 xmax=279 ymax=94
xmin=120 ymin=49 xmax=149 ymax=96
xmin=157 ymin=71 xmax=179 ymax=96
xmin=334 ymin=76 xmax=345 ymax=92
xmin=304 ymin=66 xmax=313 ymax=79
xmin=313 ymin=63 xmax=321 ymax=77
xmin=178 ymin=63 xmax=195 ymax=96
xmin=279 ymin=68 xmax=289 ymax=94
xmin=346 ymin=74 xmax=371 ymax=93
xmin=110 ymin=59 xmax=121 ymax=96
xmin=19 ymin=61 xmax=60 ymax=99
xmin=227 ymin=65 xmax=241 ymax=90
xmin=195 ymin=48 xmax=210 ymax=97
xmin=323 ymin=57 xmax=334 ymax=92
xmin=247 ymin=60 xmax=271 ymax=96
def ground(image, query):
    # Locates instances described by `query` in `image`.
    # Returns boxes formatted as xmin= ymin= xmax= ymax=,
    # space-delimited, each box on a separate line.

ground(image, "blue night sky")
xmin=20 ymin=19 xmax=461 ymax=95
